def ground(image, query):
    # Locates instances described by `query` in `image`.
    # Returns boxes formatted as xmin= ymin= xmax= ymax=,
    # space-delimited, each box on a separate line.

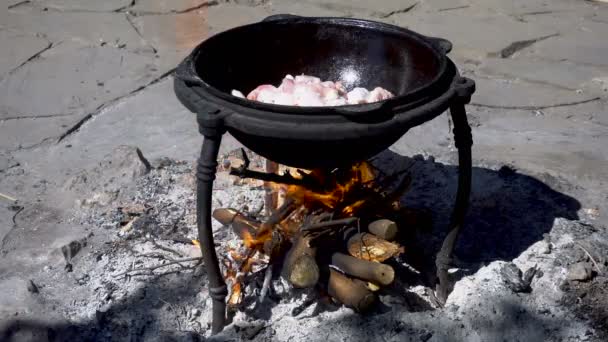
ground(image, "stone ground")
xmin=1 ymin=0 xmax=608 ymax=341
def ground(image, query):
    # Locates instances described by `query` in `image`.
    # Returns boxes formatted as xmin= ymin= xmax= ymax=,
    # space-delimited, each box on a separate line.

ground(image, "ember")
xmin=213 ymin=151 xmax=416 ymax=312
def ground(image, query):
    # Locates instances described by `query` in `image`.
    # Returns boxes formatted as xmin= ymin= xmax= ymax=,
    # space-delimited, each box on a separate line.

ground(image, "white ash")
xmin=30 ymin=147 xmax=607 ymax=341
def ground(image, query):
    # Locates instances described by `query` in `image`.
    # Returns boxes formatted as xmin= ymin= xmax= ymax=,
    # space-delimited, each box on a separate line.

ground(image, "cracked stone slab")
xmin=471 ymin=110 xmax=608 ymax=184
xmin=0 ymin=203 xmax=86 ymax=277
xmin=399 ymin=12 xmax=558 ymax=60
xmin=477 ymin=58 xmax=607 ymax=91
xmin=8 ymin=0 xmax=30 ymax=7
xmin=0 ymin=40 xmax=161 ymax=120
xmin=5 ymin=7 xmax=153 ymax=54
xmin=35 ymin=0 xmax=133 ymax=12
xmin=0 ymin=115 xmax=79 ymax=151
xmin=206 ymin=4 xmax=270 ymax=31
xmin=129 ymin=10 xmax=212 ymax=71
xmin=0 ymin=30 xmax=50 ymax=78
xmin=415 ymin=0 xmax=470 ymax=12
xmin=130 ymin=5 xmax=268 ymax=70
xmin=266 ymin=1 xmax=347 ymax=17
xmin=130 ymin=0 xmax=218 ymax=14
xmin=55 ymin=77 xmax=242 ymax=169
xmin=0 ymin=40 xmax=163 ymax=150
xmin=459 ymin=0 xmax=598 ymax=17
xmin=296 ymin=0 xmax=418 ymax=17
xmin=391 ymin=101 xmax=608 ymax=213
xmin=518 ymin=20 xmax=608 ymax=67
xmin=0 ymin=151 xmax=19 ymax=172
xmin=471 ymin=77 xmax=593 ymax=109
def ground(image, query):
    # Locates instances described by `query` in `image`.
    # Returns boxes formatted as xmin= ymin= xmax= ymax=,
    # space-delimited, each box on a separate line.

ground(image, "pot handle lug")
xmin=425 ymin=37 xmax=453 ymax=54
xmin=262 ymin=14 xmax=303 ymax=22
xmin=175 ymin=54 xmax=205 ymax=87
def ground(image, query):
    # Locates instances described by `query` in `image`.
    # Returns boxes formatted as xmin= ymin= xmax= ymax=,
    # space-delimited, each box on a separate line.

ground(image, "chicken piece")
xmin=256 ymin=87 xmax=280 ymax=103
xmin=321 ymin=87 xmax=340 ymax=101
xmin=237 ymin=74 xmax=394 ymax=107
xmin=231 ymin=90 xmax=245 ymax=98
xmin=326 ymin=98 xmax=348 ymax=106
xmin=295 ymin=75 xmax=321 ymax=84
xmin=346 ymin=87 xmax=370 ymax=105
xmin=334 ymin=81 xmax=347 ymax=94
xmin=367 ymin=87 xmax=394 ymax=102
xmin=247 ymin=84 xmax=277 ymax=101
xmin=279 ymin=77 xmax=295 ymax=94
xmin=293 ymin=83 xmax=324 ymax=106
xmin=273 ymin=91 xmax=296 ymax=106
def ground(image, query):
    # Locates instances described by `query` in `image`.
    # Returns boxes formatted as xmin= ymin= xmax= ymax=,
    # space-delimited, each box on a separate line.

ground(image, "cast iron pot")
xmin=174 ymin=15 xmax=471 ymax=169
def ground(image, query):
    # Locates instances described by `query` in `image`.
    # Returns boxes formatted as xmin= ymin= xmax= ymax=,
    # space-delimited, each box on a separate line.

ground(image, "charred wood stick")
xmin=282 ymin=234 xmax=319 ymax=288
xmin=347 ymin=233 xmax=404 ymax=262
xmin=368 ymin=219 xmax=398 ymax=241
xmin=264 ymin=160 xmax=279 ymax=216
xmin=255 ymin=198 xmax=296 ymax=240
xmin=291 ymin=296 xmax=316 ymax=317
xmin=113 ymin=257 xmax=202 ymax=278
xmin=328 ymin=269 xmax=376 ymax=313
xmin=301 ymin=217 xmax=359 ymax=232
xmin=230 ymin=168 xmax=323 ymax=191
xmin=331 ymin=253 xmax=395 ymax=286
xmin=147 ymin=238 xmax=184 ymax=257
xmin=259 ymin=264 xmax=273 ymax=303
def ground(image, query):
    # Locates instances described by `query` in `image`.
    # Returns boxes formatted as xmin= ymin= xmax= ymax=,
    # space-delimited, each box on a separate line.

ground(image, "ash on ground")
xmin=4 ymin=145 xmax=607 ymax=342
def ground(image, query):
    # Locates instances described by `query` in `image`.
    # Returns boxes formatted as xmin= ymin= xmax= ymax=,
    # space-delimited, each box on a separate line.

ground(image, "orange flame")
xmin=223 ymin=161 xmax=378 ymax=306
xmin=278 ymin=162 xmax=376 ymax=216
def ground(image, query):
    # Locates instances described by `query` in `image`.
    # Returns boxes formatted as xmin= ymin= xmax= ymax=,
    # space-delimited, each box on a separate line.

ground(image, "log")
xmin=331 ymin=253 xmax=394 ymax=285
xmin=347 ymin=233 xmax=404 ymax=262
xmin=368 ymin=219 xmax=398 ymax=241
xmin=264 ymin=160 xmax=279 ymax=216
xmin=282 ymin=234 xmax=319 ymax=288
xmin=328 ymin=269 xmax=376 ymax=313
xmin=212 ymin=208 xmax=260 ymax=238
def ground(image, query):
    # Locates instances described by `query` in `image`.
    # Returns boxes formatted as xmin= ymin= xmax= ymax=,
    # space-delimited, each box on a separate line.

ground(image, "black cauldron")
xmin=174 ymin=15 xmax=472 ymax=169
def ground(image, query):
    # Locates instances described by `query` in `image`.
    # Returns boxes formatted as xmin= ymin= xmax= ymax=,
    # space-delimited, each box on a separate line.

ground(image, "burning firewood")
xmin=328 ymin=269 xmax=376 ymax=313
xmin=282 ymin=233 xmax=319 ymax=288
xmin=367 ymin=219 xmax=398 ymax=241
xmin=212 ymin=155 xmax=416 ymax=313
xmin=264 ymin=160 xmax=279 ymax=216
xmin=347 ymin=232 xmax=404 ymax=262
xmin=212 ymin=208 xmax=261 ymax=239
xmin=331 ymin=252 xmax=395 ymax=286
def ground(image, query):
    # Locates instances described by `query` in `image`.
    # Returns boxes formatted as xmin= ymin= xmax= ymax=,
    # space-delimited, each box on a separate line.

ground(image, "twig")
xmin=291 ymin=296 xmax=316 ymax=317
xmin=301 ymin=217 xmax=359 ymax=232
xmin=259 ymin=265 xmax=273 ymax=303
xmin=148 ymin=238 xmax=184 ymax=257
xmin=113 ymin=257 xmax=202 ymax=277
xmin=170 ymin=237 xmax=197 ymax=245
xmin=0 ymin=192 xmax=17 ymax=202
xmin=576 ymin=243 xmax=602 ymax=274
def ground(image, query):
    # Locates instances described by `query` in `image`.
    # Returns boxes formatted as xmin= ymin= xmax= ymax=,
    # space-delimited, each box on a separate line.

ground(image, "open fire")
xmin=213 ymin=150 xmax=419 ymax=311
